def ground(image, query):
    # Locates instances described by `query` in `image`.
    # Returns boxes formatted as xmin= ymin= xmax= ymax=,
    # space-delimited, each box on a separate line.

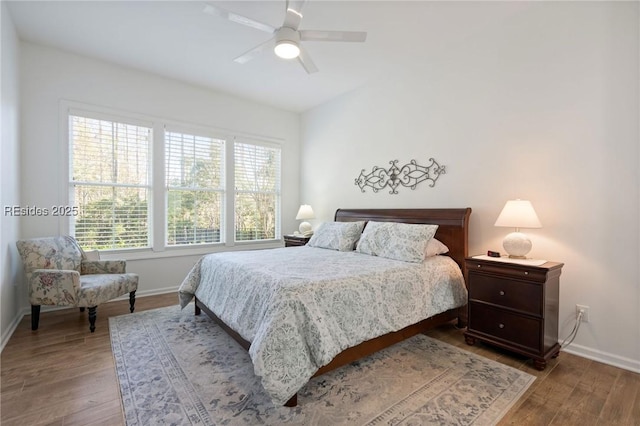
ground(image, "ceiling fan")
xmin=203 ymin=0 xmax=367 ymax=74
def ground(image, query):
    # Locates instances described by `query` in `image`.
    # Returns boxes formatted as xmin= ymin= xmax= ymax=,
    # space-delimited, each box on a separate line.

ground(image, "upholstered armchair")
xmin=16 ymin=236 xmax=138 ymax=332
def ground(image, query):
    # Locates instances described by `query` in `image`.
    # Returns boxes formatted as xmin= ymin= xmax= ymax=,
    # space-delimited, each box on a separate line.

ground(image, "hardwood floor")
xmin=424 ymin=325 xmax=640 ymax=426
xmin=1 ymin=293 xmax=638 ymax=425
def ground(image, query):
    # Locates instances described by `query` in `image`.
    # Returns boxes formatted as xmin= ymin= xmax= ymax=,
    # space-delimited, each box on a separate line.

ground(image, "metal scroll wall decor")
xmin=355 ymin=158 xmax=445 ymax=194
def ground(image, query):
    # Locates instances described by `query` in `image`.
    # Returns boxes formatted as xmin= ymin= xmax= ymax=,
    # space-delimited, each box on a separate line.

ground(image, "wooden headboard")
xmin=334 ymin=208 xmax=472 ymax=272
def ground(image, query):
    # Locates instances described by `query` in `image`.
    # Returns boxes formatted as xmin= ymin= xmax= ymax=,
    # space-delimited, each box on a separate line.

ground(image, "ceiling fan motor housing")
xmin=274 ymin=27 xmax=301 ymax=58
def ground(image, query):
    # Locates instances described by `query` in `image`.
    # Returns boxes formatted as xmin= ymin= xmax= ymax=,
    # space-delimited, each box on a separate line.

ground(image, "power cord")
xmin=560 ymin=309 xmax=584 ymax=348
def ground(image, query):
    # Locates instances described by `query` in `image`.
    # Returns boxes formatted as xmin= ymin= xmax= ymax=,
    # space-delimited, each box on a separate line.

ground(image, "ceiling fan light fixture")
xmin=274 ymin=26 xmax=301 ymax=59
xmin=274 ymin=40 xmax=300 ymax=59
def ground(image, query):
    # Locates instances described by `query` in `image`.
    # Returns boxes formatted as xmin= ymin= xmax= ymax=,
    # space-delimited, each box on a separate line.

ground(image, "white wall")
xmin=19 ymin=42 xmax=301 ymax=307
xmin=301 ymin=2 xmax=639 ymax=371
xmin=1 ymin=2 xmax=23 ymax=349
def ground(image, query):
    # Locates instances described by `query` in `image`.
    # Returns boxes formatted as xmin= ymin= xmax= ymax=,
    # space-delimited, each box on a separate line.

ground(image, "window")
xmin=69 ymin=115 xmax=151 ymax=250
xmin=67 ymin=107 xmax=282 ymax=252
xmin=234 ymin=141 xmax=281 ymax=241
xmin=165 ymin=130 xmax=225 ymax=246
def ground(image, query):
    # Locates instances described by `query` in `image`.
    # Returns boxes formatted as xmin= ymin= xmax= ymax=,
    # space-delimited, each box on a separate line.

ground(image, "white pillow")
xmin=425 ymin=238 xmax=449 ymax=258
xmin=307 ymin=221 xmax=365 ymax=251
xmin=356 ymin=221 xmax=439 ymax=263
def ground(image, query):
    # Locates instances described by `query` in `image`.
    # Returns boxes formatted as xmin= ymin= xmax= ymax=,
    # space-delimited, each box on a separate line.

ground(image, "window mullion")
xmin=152 ymin=123 xmax=165 ymax=252
xmin=226 ymin=138 xmax=235 ymax=246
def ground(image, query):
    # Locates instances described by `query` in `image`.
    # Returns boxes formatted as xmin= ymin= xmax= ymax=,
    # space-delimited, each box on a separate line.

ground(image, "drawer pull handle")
xmin=524 ymin=271 xmax=529 ymax=275
xmin=477 ymin=265 xmax=481 ymax=268
xmin=499 ymin=323 xmax=505 ymax=329
xmin=499 ymin=290 xmax=505 ymax=296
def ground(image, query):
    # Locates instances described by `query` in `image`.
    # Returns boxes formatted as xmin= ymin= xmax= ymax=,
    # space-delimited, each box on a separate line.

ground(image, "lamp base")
xmin=299 ymin=221 xmax=313 ymax=235
xmin=502 ymin=231 xmax=532 ymax=258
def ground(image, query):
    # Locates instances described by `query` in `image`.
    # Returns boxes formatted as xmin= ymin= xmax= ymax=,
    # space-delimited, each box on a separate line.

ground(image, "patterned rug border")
xmin=110 ymin=304 xmax=536 ymax=425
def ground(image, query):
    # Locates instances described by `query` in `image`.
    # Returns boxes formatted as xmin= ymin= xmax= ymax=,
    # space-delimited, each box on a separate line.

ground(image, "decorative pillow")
xmin=425 ymin=238 xmax=449 ymax=258
xmin=307 ymin=221 xmax=365 ymax=251
xmin=356 ymin=221 xmax=439 ymax=263
xmin=83 ymin=249 xmax=101 ymax=261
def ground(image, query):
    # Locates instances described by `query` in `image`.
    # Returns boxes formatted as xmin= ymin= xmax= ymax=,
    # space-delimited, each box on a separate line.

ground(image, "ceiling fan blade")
xmin=203 ymin=3 xmax=275 ymax=34
xmin=234 ymin=38 xmax=275 ymax=64
xmin=300 ymin=30 xmax=367 ymax=42
xmin=283 ymin=0 xmax=306 ymax=30
xmin=297 ymin=47 xmax=318 ymax=74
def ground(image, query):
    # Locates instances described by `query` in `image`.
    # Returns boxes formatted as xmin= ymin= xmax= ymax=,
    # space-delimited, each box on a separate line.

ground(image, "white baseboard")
xmin=562 ymin=343 xmax=640 ymax=374
xmin=0 ymin=312 xmax=24 ymax=353
xmin=0 ymin=286 xmax=179 ymax=353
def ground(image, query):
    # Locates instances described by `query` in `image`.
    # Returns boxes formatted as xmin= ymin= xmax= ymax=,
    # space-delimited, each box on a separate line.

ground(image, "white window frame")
xmin=66 ymin=107 xmax=154 ymax=252
xmin=164 ymin=125 xmax=227 ymax=247
xmin=232 ymin=137 xmax=282 ymax=243
xmin=60 ymin=101 xmax=284 ymax=260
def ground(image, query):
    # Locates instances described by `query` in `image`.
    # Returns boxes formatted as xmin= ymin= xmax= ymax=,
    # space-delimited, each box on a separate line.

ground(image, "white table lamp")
xmin=295 ymin=204 xmax=315 ymax=236
xmin=494 ymin=199 xmax=542 ymax=258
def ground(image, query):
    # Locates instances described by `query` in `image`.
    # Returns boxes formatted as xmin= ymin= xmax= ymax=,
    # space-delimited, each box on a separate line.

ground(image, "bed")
xmin=178 ymin=208 xmax=471 ymax=407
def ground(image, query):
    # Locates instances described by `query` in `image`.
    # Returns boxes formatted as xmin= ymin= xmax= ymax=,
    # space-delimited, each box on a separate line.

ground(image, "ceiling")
xmin=6 ymin=1 xmax=518 ymax=112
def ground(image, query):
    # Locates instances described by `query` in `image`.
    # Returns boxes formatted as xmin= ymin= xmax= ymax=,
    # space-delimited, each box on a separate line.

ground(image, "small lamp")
xmin=494 ymin=199 xmax=542 ymax=258
xmin=295 ymin=204 xmax=315 ymax=235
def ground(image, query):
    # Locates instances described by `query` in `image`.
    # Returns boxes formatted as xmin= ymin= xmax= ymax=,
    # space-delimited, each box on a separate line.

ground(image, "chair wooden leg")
xmin=31 ymin=305 xmax=41 ymax=330
xmin=129 ymin=291 xmax=136 ymax=313
xmin=88 ymin=306 xmax=97 ymax=332
xmin=79 ymin=307 xmax=85 ymax=312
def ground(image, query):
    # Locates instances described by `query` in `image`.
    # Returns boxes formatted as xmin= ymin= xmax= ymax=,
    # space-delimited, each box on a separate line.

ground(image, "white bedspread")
xmin=178 ymin=246 xmax=467 ymax=405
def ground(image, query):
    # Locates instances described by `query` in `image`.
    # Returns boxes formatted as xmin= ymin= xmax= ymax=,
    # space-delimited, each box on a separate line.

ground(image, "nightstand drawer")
xmin=466 ymin=259 xmax=549 ymax=282
xmin=468 ymin=302 xmax=541 ymax=353
xmin=468 ymin=273 xmax=542 ymax=316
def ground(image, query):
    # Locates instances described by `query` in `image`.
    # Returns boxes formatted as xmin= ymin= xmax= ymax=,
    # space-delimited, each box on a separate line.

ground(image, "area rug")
xmin=109 ymin=305 xmax=535 ymax=425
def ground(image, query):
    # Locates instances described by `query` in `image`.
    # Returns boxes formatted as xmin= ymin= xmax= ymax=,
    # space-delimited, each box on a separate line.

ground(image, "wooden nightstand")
xmin=283 ymin=235 xmax=311 ymax=247
xmin=463 ymin=256 xmax=563 ymax=370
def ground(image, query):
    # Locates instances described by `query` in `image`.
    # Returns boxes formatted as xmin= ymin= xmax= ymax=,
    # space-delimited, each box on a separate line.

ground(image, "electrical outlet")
xmin=576 ymin=304 xmax=590 ymax=322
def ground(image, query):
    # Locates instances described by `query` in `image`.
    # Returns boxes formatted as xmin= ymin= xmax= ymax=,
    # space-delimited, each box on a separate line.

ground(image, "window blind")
xmin=69 ymin=115 xmax=151 ymax=250
xmin=165 ymin=130 xmax=225 ymax=245
xmin=234 ymin=141 xmax=281 ymax=241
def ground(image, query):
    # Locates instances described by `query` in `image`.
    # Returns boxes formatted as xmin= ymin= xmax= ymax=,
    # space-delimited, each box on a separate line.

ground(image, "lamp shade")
xmin=494 ymin=200 xmax=542 ymax=229
xmin=295 ymin=204 xmax=315 ymax=220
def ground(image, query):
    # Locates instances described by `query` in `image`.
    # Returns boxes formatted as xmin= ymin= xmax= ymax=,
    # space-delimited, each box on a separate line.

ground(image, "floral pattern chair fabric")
xmin=16 ymin=236 xmax=138 ymax=332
